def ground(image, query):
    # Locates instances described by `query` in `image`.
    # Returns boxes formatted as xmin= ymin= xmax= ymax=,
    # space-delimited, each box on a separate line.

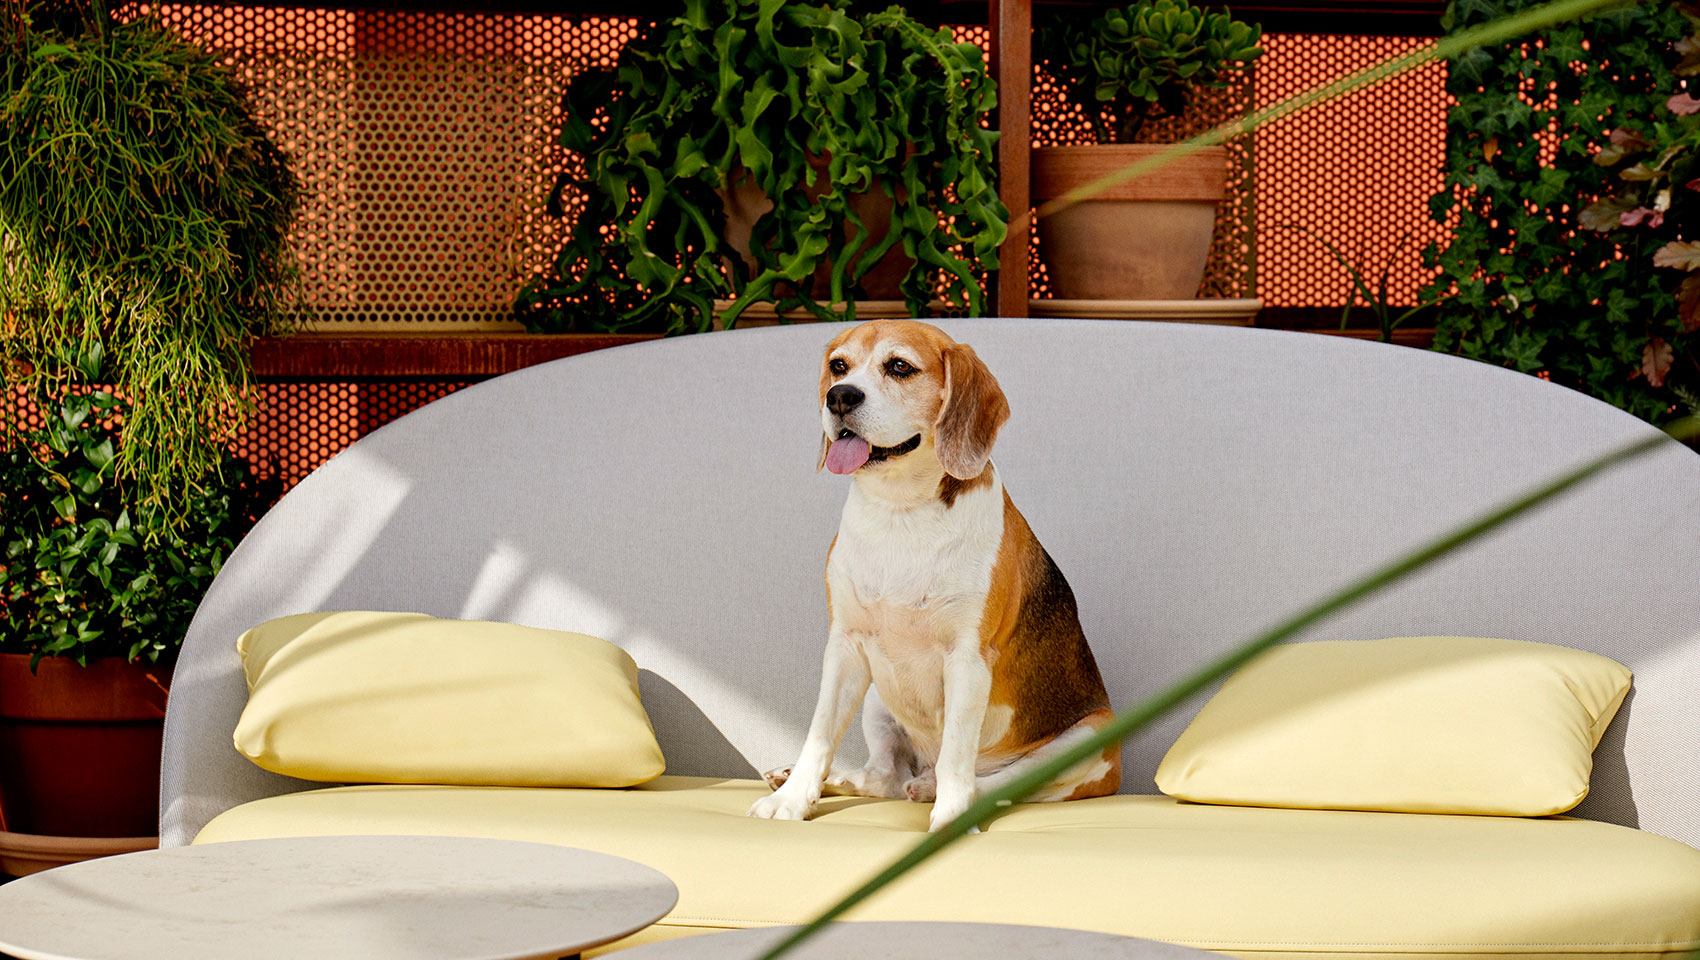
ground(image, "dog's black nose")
xmin=826 ymin=384 xmax=864 ymax=417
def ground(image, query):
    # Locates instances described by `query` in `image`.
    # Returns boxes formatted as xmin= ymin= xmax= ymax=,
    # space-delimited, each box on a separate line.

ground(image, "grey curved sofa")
xmin=163 ymin=319 xmax=1700 ymax=954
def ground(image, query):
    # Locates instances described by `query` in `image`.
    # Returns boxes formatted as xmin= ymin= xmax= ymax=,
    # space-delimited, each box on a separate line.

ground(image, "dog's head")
xmin=816 ymin=320 xmax=1010 ymax=481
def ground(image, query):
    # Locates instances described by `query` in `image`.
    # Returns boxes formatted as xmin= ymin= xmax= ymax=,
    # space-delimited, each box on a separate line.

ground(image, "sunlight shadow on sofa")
xmin=638 ymin=671 xmax=760 ymax=780
xmin=1574 ymin=689 xmax=1638 ymax=828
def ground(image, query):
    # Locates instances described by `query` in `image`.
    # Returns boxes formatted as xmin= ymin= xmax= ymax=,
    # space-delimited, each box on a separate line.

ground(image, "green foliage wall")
xmin=1425 ymin=0 xmax=1691 ymax=423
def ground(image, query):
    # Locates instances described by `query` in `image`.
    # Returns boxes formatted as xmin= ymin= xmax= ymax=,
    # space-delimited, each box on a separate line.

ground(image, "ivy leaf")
xmin=1653 ymin=240 xmax=1700 ymax=270
xmin=1611 ymin=128 xmax=1652 ymax=150
xmin=1678 ymin=275 xmax=1700 ymax=333
xmin=1668 ymin=92 xmax=1700 ymax=115
xmin=1452 ymin=46 xmax=1494 ymax=86
xmin=1595 ymin=128 xmax=1651 ymax=166
xmin=84 ymin=438 xmax=115 ymax=471
xmin=1620 ymin=206 xmax=1664 ymax=228
xmin=1526 ymin=166 xmax=1569 ymax=207
xmin=1641 ymin=338 xmax=1675 ymax=387
xmin=1579 ymin=196 xmax=1635 ymax=231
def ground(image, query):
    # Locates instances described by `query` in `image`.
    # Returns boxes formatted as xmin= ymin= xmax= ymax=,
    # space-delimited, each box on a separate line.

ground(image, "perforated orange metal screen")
xmin=1253 ymin=33 xmax=1451 ymax=312
xmin=230 ymin=381 xmax=475 ymax=490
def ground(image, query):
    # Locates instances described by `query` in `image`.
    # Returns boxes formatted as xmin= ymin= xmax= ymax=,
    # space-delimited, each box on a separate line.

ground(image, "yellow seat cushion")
xmin=195 ymin=777 xmax=1700 ymax=960
xmin=234 ymin=611 xmax=665 ymax=788
xmin=1156 ymin=637 xmax=1632 ymax=816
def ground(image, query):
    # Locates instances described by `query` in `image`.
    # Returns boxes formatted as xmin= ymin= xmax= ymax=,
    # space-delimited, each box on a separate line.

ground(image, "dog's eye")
xmin=886 ymin=358 xmax=915 ymax=377
xmin=829 ymin=358 xmax=848 ymax=375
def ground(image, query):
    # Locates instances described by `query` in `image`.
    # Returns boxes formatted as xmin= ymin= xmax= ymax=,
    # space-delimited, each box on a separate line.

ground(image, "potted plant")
xmin=1033 ymin=0 xmax=1261 ymax=302
xmin=515 ymin=0 xmax=1007 ymax=333
xmin=0 ymin=390 xmax=275 ymax=873
xmin=1287 ymin=227 xmax=1453 ymax=343
xmin=0 ymin=0 xmax=298 ymax=872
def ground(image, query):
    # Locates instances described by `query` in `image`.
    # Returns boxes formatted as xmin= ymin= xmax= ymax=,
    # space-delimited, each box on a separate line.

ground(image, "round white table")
xmin=0 ymin=835 xmax=677 ymax=960
xmin=619 ymin=921 xmax=1224 ymax=958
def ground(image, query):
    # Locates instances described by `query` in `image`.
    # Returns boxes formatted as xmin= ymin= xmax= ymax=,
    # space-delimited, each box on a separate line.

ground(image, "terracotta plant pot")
xmin=717 ymin=155 xmax=916 ymax=304
xmin=0 ymin=833 xmax=155 ymax=877
xmin=0 ymin=654 xmax=170 ymax=840
xmin=1031 ymin=144 xmax=1227 ymax=301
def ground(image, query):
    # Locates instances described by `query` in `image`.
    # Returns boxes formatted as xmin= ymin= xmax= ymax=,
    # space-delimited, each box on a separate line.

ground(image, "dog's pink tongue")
xmin=825 ymin=436 xmax=871 ymax=475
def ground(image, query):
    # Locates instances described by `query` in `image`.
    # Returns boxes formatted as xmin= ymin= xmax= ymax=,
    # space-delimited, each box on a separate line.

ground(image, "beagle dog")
xmin=748 ymin=320 xmax=1120 ymax=833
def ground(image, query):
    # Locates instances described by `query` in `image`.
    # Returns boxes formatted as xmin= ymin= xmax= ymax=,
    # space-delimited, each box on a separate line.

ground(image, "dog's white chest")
xmin=830 ymin=478 xmax=1001 ymax=617
xmin=828 ymin=476 xmax=1003 ymax=747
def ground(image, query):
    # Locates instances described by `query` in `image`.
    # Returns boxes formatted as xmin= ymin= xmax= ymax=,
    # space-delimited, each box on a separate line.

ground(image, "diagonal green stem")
xmin=1018 ymin=0 xmax=1633 ymax=229
xmin=756 ymin=415 xmax=1700 ymax=960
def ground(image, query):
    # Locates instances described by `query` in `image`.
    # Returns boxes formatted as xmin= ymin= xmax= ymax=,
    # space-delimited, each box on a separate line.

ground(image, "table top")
xmin=0 ymin=835 xmax=677 ymax=960
xmin=619 ymin=921 xmax=1223 ymax=958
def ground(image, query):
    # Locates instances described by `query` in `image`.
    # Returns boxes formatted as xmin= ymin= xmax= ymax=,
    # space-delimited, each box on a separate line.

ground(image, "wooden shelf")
xmin=250 ymin=325 xmax=1431 ymax=381
xmin=250 ymin=333 xmax=659 ymax=379
xmin=170 ymin=0 xmax=1444 ymax=34
xmin=1031 ymin=0 xmax=1444 ymax=34
xmin=1304 ymin=327 xmax=1436 ymax=348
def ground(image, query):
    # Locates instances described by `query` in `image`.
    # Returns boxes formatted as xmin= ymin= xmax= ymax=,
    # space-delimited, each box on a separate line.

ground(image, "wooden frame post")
xmin=989 ymin=0 xmax=1031 ymax=318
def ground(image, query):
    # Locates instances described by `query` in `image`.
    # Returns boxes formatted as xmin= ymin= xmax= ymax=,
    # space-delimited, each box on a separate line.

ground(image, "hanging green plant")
xmin=0 ymin=0 xmax=301 ymax=519
xmin=516 ymin=0 xmax=1007 ymax=334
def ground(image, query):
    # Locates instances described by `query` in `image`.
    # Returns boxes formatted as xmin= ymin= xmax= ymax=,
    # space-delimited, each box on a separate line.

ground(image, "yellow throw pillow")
xmin=1155 ymin=636 xmax=1631 ymax=816
xmin=234 ymin=611 xmax=665 ymax=788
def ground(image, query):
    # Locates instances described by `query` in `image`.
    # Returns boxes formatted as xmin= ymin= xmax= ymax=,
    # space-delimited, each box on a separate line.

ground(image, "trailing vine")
xmin=516 ymin=0 xmax=1007 ymax=334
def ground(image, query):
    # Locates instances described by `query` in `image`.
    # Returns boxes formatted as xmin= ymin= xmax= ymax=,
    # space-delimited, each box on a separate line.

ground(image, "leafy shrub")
xmin=1036 ymin=0 xmax=1262 ymax=143
xmin=0 ymin=391 xmax=275 ymax=668
xmin=1424 ymin=0 xmax=1693 ymax=424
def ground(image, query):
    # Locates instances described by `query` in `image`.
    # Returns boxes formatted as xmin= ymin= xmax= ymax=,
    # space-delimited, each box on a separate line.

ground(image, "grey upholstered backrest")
xmin=161 ymin=319 xmax=1700 ymax=849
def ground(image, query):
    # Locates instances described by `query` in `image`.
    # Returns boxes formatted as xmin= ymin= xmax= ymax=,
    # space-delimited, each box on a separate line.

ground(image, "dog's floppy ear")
xmin=817 ymin=432 xmax=830 ymax=473
xmin=934 ymin=342 xmax=1009 ymax=480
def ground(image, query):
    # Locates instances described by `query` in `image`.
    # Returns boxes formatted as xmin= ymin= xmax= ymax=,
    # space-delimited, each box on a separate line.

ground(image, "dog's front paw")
xmin=762 ymin=766 xmax=793 ymax=790
xmin=747 ymin=788 xmax=815 ymax=822
xmin=927 ymin=792 xmax=979 ymax=834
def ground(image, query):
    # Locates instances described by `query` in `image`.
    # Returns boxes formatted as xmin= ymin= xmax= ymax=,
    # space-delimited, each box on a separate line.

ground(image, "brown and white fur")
xmin=747 ymin=320 xmax=1120 ymax=833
